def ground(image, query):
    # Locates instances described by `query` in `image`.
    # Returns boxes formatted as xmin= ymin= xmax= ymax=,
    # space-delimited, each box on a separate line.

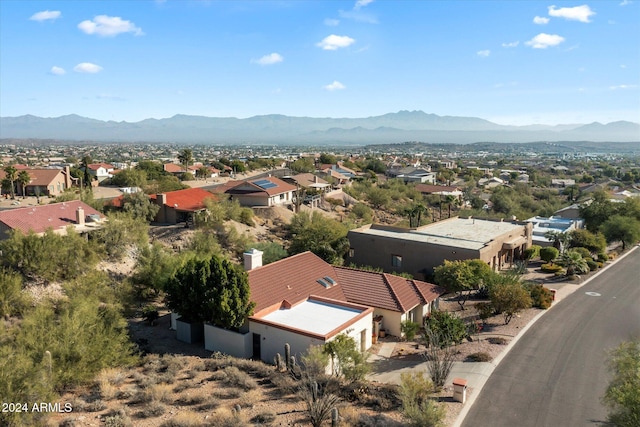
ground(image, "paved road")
xmin=461 ymin=248 xmax=640 ymax=427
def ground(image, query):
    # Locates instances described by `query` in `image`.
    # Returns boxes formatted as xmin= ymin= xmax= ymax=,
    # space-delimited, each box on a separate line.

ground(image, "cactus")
xmin=285 ymin=343 xmax=291 ymax=370
xmin=274 ymin=353 xmax=283 ymax=371
xmin=331 ymin=407 xmax=339 ymax=427
xmin=290 ymin=355 xmax=296 ymax=369
xmin=311 ymin=381 xmax=318 ymax=401
xmin=234 ymin=403 xmax=241 ymax=413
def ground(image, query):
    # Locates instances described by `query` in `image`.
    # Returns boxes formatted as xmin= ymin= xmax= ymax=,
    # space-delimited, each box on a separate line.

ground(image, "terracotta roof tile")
xmin=163 ymin=163 xmax=185 ymax=173
xmin=149 ymin=188 xmax=216 ymax=212
xmin=0 ymin=200 xmax=104 ymax=236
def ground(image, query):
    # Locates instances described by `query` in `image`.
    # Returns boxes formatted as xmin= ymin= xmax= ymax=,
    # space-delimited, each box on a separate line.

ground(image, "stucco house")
xmin=150 ymin=188 xmax=216 ymax=224
xmin=0 ymin=167 xmax=72 ymax=197
xmin=222 ymin=176 xmax=296 ymax=207
xmin=200 ymin=250 xmax=444 ymax=365
xmin=347 ymin=216 xmax=533 ymax=278
xmin=0 ymin=200 xmax=105 ymax=240
xmin=86 ymin=163 xmax=115 ymax=182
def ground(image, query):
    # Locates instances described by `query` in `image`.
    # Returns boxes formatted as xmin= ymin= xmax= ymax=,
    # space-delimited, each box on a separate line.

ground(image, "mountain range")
xmin=1 ymin=111 xmax=638 ymax=145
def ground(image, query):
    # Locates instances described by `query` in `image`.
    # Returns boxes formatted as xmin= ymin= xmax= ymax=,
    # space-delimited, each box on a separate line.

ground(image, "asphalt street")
xmin=461 ymin=247 xmax=640 ymax=427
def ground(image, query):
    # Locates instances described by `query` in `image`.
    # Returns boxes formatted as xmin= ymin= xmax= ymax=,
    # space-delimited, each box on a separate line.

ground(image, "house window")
xmin=348 ymin=248 xmax=354 ymax=258
xmin=391 ymin=254 xmax=402 ymax=268
xmin=280 ymin=194 xmax=285 ymax=200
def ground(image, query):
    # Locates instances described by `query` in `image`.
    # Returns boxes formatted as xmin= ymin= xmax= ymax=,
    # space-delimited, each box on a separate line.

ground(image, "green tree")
xmin=568 ymin=229 xmax=606 ymax=254
xmin=165 ymin=254 xmax=254 ymax=328
xmin=0 ymin=269 xmax=31 ymax=318
xmin=433 ymin=260 xmax=491 ymax=310
xmin=288 ymin=211 xmax=349 ymax=264
xmin=177 ymin=148 xmax=193 ymax=172
xmin=120 ymin=191 xmax=160 ymax=222
xmin=319 ymin=153 xmax=337 ymax=165
xmin=580 ymin=191 xmax=616 ymax=232
xmin=80 ymin=155 xmax=93 ymax=190
xmin=17 ymin=170 xmax=31 ymax=199
xmin=423 ymin=310 xmax=468 ymax=346
xmin=94 ymin=212 xmax=149 ymax=261
xmin=489 ymin=276 xmax=532 ymax=324
xmin=3 ymin=165 xmax=17 ymax=199
xmin=290 ymin=158 xmax=315 ymax=173
xmin=601 ymin=215 xmax=640 ymax=251
xmin=603 ymin=339 xmax=640 ymax=427
xmin=366 ymin=187 xmax=390 ymax=209
xmin=136 ymin=160 xmax=166 ymax=180
xmin=110 ymin=168 xmax=147 ymax=188
xmin=322 ymin=333 xmax=369 ymax=382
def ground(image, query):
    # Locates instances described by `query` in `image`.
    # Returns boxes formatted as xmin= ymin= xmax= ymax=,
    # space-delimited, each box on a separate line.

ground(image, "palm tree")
xmin=3 ymin=165 xmax=17 ymax=199
xmin=445 ymin=195 xmax=457 ymax=218
xmin=560 ymin=250 xmax=589 ymax=277
xmin=17 ymin=170 xmax=31 ymax=199
xmin=408 ymin=203 xmax=427 ymax=227
xmin=544 ymin=230 xmax=571 ymax=253
xmin=178 ymin=149 xmax=193 ymax=172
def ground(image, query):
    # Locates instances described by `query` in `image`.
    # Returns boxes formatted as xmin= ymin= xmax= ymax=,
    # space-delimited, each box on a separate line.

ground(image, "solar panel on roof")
xmin=253 ymin=179 xmax=278 ymax=189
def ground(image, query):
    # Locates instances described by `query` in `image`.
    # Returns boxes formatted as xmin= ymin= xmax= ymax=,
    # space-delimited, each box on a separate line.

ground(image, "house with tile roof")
xmin=200 ymin=250 xmax=444 ymax=363
xmin=86 ymin=163 xmax=115 ymax=182
xmin=0 ymin=200 xmax=105 ymax=240
xmin=0 ymin=167 xmax=72 ymax=197
xmin=149 ymin=187 xmax=216 ymax=224
xmin=415 ymin=184 xmax=463 ymax=200
xmin=222 ymin=176 xmax=296 ymax=207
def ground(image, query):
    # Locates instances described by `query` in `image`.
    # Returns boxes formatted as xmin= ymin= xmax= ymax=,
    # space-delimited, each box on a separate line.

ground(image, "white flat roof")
xmin=352 ymin=218 xmax=525 ymax=251
xmin=260 ymin=299 xmax=365 ymax=336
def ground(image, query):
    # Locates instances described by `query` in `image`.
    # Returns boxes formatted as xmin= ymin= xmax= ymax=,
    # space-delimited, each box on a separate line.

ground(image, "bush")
xmin=475 ymin=302 xmax=494 ymax=324
xmin=523 ymin=245 xmax=541 ymax=261
xmin=586 ymin=259 xmax=599 ymax=271
xmin=541 ymin=263 xmax=564 ymax=273
xmin=142 ymin=305 xmax=160 ymax=325
xmin=401 ymin=320 xmax=420 ymax=341
xmin=539 ymin=247 xmax=559 ymax=264
xmin=466 ymin=352 xmax=492 ymax=362
xmin=424 ymin=310 xmax=468 ymax=347
xmin=598 ymin=252 xmax=609 ymax=262
xmin=528 ymin=284 xmax=554 ymax=309
xmin=399 ymin=372 xmax=445 ymax=427
xmin=571 ymin=247 xmax=592 ymax=259
xmin=487 ymin=337 xmax=508 ymax=345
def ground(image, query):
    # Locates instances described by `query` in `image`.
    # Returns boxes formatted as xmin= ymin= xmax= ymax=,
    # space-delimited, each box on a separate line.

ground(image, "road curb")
xmin=452 ymin=244 xmax=639 ymax=427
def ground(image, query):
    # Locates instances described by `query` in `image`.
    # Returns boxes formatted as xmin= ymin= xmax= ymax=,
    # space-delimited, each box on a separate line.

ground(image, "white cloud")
xmin=317 ymin=34 xmax=355 ymax=50
xmin=620 ymin=64 xmax=627 ymax=68
xmin=620 ymin=0 xmax=632 ymax=6
xmin=78 ymin=15 xmax=143 ymax=37
xmin=477 ymin=50 xmax=490 ymax=57
xmin=324 ymin=81 xmax=345 ymax=91
xmin=610 ymin=84 xmax=637 ymax=90
xmin=50 ymin=66 xmax=65 ymax=75
xmin=338 ymin=9 xmax=377 ymax=23
xmin=502 ymin=41 xmax=519 ymax=48
xmin=73 ymin=62 xmax=103 ymax=73
xmin=30 ymin=10 xmax=61 ymax=22
xmin=252 ymin=53 xmax=283 ymax=65
xmin=525 ymin=33 xmax=565 ymax=49
xmin=548 ymin=5 xmax=596 ymax=23
xmin=533 ymin=16 xmax=550 ymax=24
xmin=324 ymin=18 xmax=340 ymax=26
xmin=354 ymin=0 xmax=374 ymax=9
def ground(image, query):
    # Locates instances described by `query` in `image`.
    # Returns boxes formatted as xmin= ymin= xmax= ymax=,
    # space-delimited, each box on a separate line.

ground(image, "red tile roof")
xmin=149 ymin=188 xmax=216 ymax=212
xmin=87 ymin=163 xmax=114 ymax=171
xmin=0 ymin=200 xmax=103 ymax=235
xmin=163 ymin=163 xmax=185 ymax=173
xmin=248 ymin=251 xmax=444 ymax=317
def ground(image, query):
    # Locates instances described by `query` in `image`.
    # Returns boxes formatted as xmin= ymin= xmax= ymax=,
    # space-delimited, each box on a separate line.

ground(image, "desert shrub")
xmin=0 ymin=269 xmax=31 ymax=318
xmin=487 ymin=337 xmax=508 ymax=345
xmin=159 ymin=411 xmax=202 ymax=427
xmin=239 ymin=389 xmax=262 ymax=407
xmin=84 ymin=399 xmax=107 ymax=412
xmin=528 ymin=284 xmax=554 ymax=309
xmin=251 ymin=410 xmax=276 ymax=425
xmin=586 ymin=259 xmax=598 ymax=271
xmin=220 ymin=366 xmax=258 ymax=390
xmin=239 ymin=208 xmax=254 ymax=226
xmin=466 ymin=352 xmax=492 ymax=362
xmin=268 ymin=371 xmax=298 ymax=396
xmin=541 ymin=263 xmax=563 ymax=273
xmin=136 ymin=401 xmax=166 ymax=418
xmin=232 ymin=358 xmax=273 ymax=378
xmin=202 ymin=407 xmax=247 ymax=427
xmin=475 ymin=302 xmax=494 ymax=324
xmin=424 ymin=310 xmax=467 ymax=347
xmin=598 ymin=252 xmax=609 ymax=262
xmin=323 ymin=334 xmax=370 ymax=382
xmin=522 ymin=245 xmax=541 ymax=261
xmin=301 ymin=345 xmax=330 ymax=378
xmin=299 ymin=379 xmax=341 ymax=427
xmin=399 ymin=371 xmax=445 ymax=427
xmin=539 ymin=246 xmax=559 ymax=264
xmin=571 ymin=247 xmax=592 ymax=259
xmin=103 ymin=409 xmax=133 ymax=427
xmin=401 ymin=320 xmax=420 ymax=341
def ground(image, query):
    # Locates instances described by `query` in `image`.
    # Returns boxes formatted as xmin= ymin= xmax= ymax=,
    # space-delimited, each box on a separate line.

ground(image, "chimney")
xmin=63 ymin=166 xmax=72 ymax=190
xmin=76 ymin=206 xmax=85 ymax=226
xmin=156 ymin=193 xmax=167 ymax=206
xmin=243 ymin=248 xmax=263 ymax=271
xmin=314 ymin=175 xmax=319 ymax=183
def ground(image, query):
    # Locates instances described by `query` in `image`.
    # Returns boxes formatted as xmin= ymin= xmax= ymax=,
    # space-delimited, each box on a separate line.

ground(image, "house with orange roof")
xmin=0 ymin=167 xmax=72 ymax=197
xmin=163 ymin=163 xmax=186 ymax=176
xmin=200 ymin=250 xmax=444 ymax=363
xmin=0 ymin=200 xmax=105 ymax=240
xmin=222 ymin=176 xmax=296 ymax=207
xmin=149 ymin=187 xmax=217 ymax=224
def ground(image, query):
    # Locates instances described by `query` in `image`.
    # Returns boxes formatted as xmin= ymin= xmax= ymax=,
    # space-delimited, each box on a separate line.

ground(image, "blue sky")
xmin=1 ymin=0 xmax=638 ymax=125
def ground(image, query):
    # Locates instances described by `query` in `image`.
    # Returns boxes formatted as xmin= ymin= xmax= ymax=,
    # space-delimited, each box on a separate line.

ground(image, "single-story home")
xmin=0 ymin=167 xmax=73 ymax=197
xmin=0 ymin=200 xmax=105 ymax=240
xmin=222 ymin=176 xmax=296 ymax=207
xmin=150 ymin=187 xmax=217 ymax=224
